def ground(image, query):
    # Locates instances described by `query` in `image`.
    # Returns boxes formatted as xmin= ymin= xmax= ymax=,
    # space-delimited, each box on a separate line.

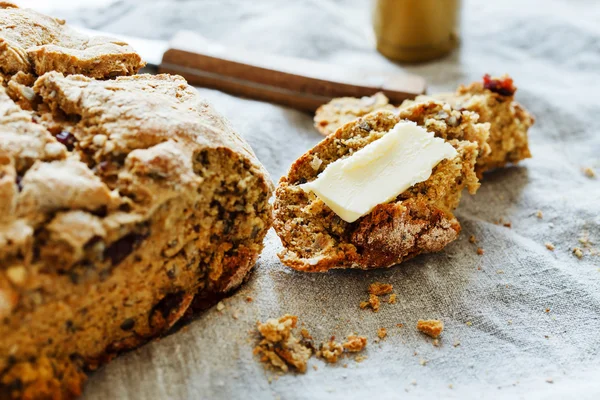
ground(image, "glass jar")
xmin=373 ymin=0 xmax=461 ymax=63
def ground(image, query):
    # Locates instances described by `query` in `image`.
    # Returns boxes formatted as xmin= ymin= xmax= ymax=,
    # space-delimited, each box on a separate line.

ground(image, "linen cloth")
xmin=35 ymin=0 xmax=600 ymax=398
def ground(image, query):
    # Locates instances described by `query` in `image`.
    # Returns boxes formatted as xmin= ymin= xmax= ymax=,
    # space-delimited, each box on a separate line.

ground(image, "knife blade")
xmin=74 ymin=26 xmax=167 ymax=68
xmin=73 ymin=27 xmax=426 ymax=112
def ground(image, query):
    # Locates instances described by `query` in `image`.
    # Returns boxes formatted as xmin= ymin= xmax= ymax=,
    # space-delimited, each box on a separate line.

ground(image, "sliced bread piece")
xmin=275 ymin=100 xmax=487 ymax=271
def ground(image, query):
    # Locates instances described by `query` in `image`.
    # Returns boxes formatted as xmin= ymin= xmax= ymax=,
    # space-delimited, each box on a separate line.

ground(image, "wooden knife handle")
xmin=159 ymin=31 xmax=426 ymax=112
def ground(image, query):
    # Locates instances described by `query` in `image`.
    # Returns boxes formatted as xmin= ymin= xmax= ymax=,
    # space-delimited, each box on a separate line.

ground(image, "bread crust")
xmin=0 ymin=73 xmax=273 ymax=399
xmin=275 ymin=102 xmax=485 ymax=272
xmin=0 ymin=3 xmax=145 ymax=79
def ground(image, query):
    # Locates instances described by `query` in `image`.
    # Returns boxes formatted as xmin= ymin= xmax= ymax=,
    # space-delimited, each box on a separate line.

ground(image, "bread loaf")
xmin=0 ymin=72 xmax=273 ymax=399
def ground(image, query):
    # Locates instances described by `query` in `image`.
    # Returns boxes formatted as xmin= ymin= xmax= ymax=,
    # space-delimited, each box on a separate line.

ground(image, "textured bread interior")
xmin=313 ymin=76 xmax=534 ymax=177
xmin=443 ymin=80 xmax=534 ymax=174
xmin=0 ymin=74 xmax=272 ymax=399
xmin=274 ymin=101 xmax=486 ymax=272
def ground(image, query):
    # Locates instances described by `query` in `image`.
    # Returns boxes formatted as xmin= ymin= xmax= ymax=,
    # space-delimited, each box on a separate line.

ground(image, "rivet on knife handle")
xmin=159 ymin=31 xmax=426 ymax=112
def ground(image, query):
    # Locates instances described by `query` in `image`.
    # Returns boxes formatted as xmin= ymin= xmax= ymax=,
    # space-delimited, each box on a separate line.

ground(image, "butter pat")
xmin=301 ymin=121 xmax=457 ymax=223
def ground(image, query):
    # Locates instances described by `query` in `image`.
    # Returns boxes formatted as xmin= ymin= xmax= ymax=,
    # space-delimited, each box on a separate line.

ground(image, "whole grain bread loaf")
xmin=274 ymin=101 xmax=488 ymax=272
xmin=0 ymin=72 xmax=273 ymax=399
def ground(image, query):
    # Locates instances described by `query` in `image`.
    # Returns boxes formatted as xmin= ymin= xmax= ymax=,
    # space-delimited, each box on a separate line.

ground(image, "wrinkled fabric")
xmin=43 ymin=0 xmax=600 ymax=398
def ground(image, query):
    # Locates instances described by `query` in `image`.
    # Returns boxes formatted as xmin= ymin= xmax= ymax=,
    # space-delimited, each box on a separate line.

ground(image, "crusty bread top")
xmin=0 ymin=3 xmax=145 ymax=78
xmin=0 ymin=72 xmax=272 ymax=271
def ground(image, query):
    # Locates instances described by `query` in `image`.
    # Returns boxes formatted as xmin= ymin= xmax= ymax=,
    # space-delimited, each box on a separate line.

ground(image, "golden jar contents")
xmin=373 ymin=0 xmax=461 ymax=62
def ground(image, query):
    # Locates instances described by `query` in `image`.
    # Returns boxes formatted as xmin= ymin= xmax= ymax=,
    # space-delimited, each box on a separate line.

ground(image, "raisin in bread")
xmin=0 ymin=3 xmax=144 ymax=88
xmin=0 ymin=72 xmax=273 ymax=399
xmin=274 ymin=101 xmax=488 ymax=271
xmin=313 ymin=75 xmax=534 ymax=176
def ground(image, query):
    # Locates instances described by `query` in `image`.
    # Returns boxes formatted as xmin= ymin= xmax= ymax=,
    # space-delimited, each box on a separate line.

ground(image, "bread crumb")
xmin=369 ymin=295 xmax=380 ymax=312
xmin=216 ymin=301 xmax=225 ymax=311
xmin=377 ymin=328 xmax=387 ymax=339
xmin=419 ymin=359 xmax=428 ymax=366
xmin=368 ymin=282 xmax=393 ymax=295
xmin=312 ymin=365 xmax=318 ymax=371
xmin=246 ymin=296 xmax=253 ymax=302
xmin=545 ymin=242 xmax=555 ymax=251
xmin=254 ymin=315 xmax=312 ymax=373
xmin=360 ymin=294 xmax=381 ymax=312
xmin=388 ymin=293 xmax=397 ymax=304
xmin=354 ymin=355 xmax=367 ymax=363
xmin=232 ymin=310 xmax=239 ymax=319
xmin=503 ymin=222 xmax=512 ymax=228
xmin=343 ymin=363 xmax=348 ymax=368
xmin=453 ymin=340 xmax=460 ymax=347
xmin=573 ymin=247 xmax=583 ymax=259
xmin=432 ymin=339 xmax=440 ymax=347
xmin=579 ymin=231 xmax=591 ymax=246
xmin=449 ymin=384 xmax=454 ymax=389
xmin=545 ymin=308 xmax=550 ymax=313
xmin=476 ymin=247 xmax=485 ymax=255
xmin=496 ymin=270 xmax=504 ymax=274
xmin=583 ymin=167 xmax=596 ymax=178
xmin=469 ymin=235 xmax=477 ymax=243
xmin=417 ymin=319 xmax=444 ymax=338
xmin=546 ymin=378 xmax=554 ymax=384
xmin=343 ymin=335 xmax=368 ymax=352
xmin=300 ymin=328 xmax=313 ymax=340
xmin=396 ymin=323 xmax=404 ymax=328
xmin=466 ymin=321 xmax=473 ymax=326
xmin=317 ymin=338 xmax=344 ymax=363
xmin=536 ymin=210 xmax=543 ymax=219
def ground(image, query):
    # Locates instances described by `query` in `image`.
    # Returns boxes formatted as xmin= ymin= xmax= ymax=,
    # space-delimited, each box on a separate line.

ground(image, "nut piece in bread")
xmin=0 ymin=73 xmax=273 ymax=399
xmin=0 ymin=3 xmax=145 ymax=80
xmin=274 ymin=101 xmax=488 ymax=272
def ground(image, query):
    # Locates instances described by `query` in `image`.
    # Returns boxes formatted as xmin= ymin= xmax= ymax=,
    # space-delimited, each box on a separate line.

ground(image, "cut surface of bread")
xmin=0 ymin=73 xmax=273 ymax=399
xmin=313 ymin=75 xmax=534 ymax=176
xmin=434 ymin=75 xmax=534 ymax=175
xmin=275 ymin=101 xmax=488 ymax=272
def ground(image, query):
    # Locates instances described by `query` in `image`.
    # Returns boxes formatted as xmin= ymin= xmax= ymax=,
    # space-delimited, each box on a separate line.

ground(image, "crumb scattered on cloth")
xmin=47 ymin=0 xmax=600 ymax=399
xmin=417 ymin=320 xmax=444 ymax=339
